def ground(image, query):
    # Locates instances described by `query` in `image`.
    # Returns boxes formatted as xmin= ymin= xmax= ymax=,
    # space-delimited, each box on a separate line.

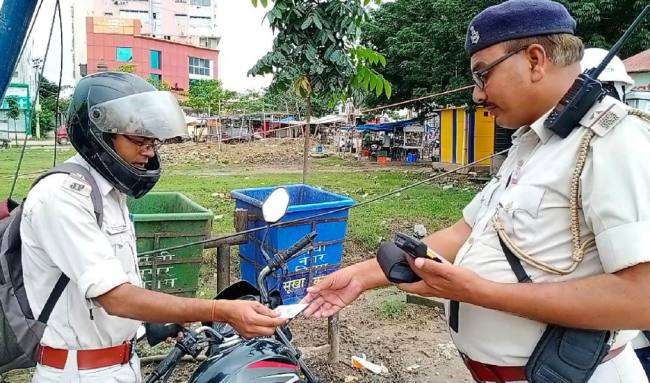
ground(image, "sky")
xmin=214 ymin=0 xmax=274 ymax=92
xmin=20 ymin=0 xmax=275 ymax=93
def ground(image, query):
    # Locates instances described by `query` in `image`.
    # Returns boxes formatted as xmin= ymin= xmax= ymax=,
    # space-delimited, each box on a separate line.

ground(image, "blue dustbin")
xmin=231 ymin=185 xmax=355 ymax=304
xmin=406 ymin=152 xmax=418 ymax=164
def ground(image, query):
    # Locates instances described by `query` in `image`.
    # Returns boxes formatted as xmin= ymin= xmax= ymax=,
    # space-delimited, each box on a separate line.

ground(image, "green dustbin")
xmin=128 ymin=192 xmax=213 ymax=297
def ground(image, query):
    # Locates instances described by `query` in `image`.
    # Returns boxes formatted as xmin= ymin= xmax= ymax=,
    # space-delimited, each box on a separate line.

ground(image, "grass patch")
xmin=378 ymin=296 xmax=407 ymax=319
xmin=1 ymin=148 xmax=476 ymax=252
xmin=0 ymin=147 xmax=75 ymax=197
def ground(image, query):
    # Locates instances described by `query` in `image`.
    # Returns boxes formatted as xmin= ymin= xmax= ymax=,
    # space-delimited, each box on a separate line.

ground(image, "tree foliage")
xmin=184 ymin=79 xmax=236 ymax=113
xmin=117 ymin=64 xmax=136 ymax=73
xmin=29 ymin=75 xmax=69 ymax=135
xmin=561 ymin=0 xmax=649 ymax=56
xmin=6 ymin=97 xmax=20 ymax=121
xmin=147 ymin=77 xmax=172 ymax=91
xmin=362 ymin=0 xmax=649 ymax=108
xmin=249 ymin=0 xmax=391 ymax=103
xmin=262 ymin=85 xmax=332 ymax=117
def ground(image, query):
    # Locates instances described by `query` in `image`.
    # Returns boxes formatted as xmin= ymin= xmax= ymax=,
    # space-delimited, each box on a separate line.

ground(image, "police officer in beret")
xmin=303 ymin=0 xmax=650 ymax=381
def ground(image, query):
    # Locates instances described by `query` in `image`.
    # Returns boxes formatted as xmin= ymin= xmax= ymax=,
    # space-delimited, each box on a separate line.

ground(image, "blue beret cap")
xmin=465 ymin=0 xmax=576 ymax=56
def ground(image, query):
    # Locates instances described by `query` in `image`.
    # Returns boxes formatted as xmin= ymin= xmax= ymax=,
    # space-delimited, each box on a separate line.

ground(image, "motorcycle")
xmin=143 ymin=187 xmax=319 ymax=383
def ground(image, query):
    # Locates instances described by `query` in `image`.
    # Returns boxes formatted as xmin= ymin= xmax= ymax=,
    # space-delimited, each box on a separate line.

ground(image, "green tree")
xmin=31 ymin=75 xmax=61 ymax=135
xmin=117 ymin=64 xmax=136 ymax=73
xmin=185 ymin=79 xmax=236 ymax=115
xmin=263 ymin=85 xmax=332 ymax=118
xmin=6 ymin=96 xmax=21 ymax=145
xmin=147 ymin=77 xmax=172 ymax=91
xmin=362 ymin=0 xmax=649 ymax=109
xmin=249 ymin=0 xmax=391 ymax=182
xmin=229 ymin=91 xmax=265 ymax=115
xmin=561 ymin=0 xmax=649 ymax=56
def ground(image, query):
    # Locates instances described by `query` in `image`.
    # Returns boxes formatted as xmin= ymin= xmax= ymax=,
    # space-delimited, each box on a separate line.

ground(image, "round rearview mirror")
xmin=262 ymin=188 xmax=290 ymax=223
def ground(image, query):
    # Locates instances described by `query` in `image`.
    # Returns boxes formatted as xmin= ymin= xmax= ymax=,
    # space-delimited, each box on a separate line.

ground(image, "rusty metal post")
xmin=328 ymin=314 xmax=339 ymax=363
xmin=216 ymin=244 xmax=230 ymax=293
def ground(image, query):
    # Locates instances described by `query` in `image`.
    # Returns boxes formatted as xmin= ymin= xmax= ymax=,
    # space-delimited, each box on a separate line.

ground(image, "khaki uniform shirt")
xmin=21 ymin=154 xmax=142 ymax=350
xmin=448 ymin=96 xmax=650 ymax=366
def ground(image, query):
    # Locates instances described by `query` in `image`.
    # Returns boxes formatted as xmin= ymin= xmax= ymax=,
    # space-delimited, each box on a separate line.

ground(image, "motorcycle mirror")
xmin=144 ymin=323 xmax=184 ymax=347
xmin=262 ymin=187 xmax=290 ymax=223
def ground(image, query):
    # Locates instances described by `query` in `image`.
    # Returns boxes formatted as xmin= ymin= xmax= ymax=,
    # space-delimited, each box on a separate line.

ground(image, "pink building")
xmin=86 ymin=17 xmax=218 ymax=92
xmin=87 ymin=0 xmax=218 ymax=48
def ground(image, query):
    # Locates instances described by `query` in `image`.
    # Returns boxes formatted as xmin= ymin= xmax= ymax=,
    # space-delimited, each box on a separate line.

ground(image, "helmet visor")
xmin=89 ymin=91 xmax=188 ymax=140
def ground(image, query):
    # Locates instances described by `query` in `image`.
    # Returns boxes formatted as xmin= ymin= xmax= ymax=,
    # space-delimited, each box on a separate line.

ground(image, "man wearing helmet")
xmin=580 ymin=47 xmax=635 ymax=102
xmin=20 ymin=72 xmax=287 ymax=382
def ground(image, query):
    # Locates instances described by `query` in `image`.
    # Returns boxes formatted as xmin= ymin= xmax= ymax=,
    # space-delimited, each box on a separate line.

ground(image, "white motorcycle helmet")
xmin=580 ymin=47 xmax=635 ymax=101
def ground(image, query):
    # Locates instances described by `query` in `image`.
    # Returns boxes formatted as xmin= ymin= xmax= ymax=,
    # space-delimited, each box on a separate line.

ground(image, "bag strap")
xmin=498 ymin=235 xmax=532 ymax=283
xmin=31 ymin=163 xmax=104 ymax=225
xmin=449 ymin=225 xmax=532 ymax=333
xmin=32 ymin=163 xmax=104 ymax=324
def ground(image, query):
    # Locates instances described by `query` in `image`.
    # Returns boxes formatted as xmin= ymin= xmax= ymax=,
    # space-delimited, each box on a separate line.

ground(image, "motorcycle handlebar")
xmin=145 ymin=346 xmax=184 ymax=383
xmin=273 ymin=231 xmax=317 ymax=267
xmin=258 ymin=231 xmax=317 ymax=304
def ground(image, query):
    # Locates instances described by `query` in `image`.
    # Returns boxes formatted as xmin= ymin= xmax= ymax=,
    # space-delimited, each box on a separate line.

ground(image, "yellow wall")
xmin=440 ymin=109 xmax=454 ymax=164
xmin=473 ymin=108 xmax=495 ymax=166
xmin=439 ymin=106 xmax=495 ymax=166
xmin=456 ymin=109 xmax=466 ymax=165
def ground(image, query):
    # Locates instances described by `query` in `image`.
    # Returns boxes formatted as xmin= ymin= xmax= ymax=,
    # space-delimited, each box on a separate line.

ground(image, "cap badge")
xmin=470 ymin=25 xmax=480 ymax=44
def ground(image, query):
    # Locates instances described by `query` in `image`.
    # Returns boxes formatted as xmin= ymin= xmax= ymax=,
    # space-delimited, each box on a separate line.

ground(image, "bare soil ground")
xmin=159 ymin=138 xmax=307 ymax=167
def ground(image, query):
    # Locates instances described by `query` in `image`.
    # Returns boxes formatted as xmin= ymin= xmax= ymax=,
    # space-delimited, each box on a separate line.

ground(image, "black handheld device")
xmin=544 ymin=5 xmax=649 ymax=138
xmin=394 ymin=232 xmax=443 ymax=262
xmin=377 ymin=233 xmax=443 ymax=283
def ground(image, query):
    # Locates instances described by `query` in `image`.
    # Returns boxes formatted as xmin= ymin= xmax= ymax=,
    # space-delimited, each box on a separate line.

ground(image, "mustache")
xmin=480 ymin=101 xmax=497 ymax=109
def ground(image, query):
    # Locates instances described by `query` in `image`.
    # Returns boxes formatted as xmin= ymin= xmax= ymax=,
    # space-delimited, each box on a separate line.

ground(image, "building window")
xmin=116 ymin=47 xmax=133 ymax=62
xmin=189 ymin=15 xmax=211 ymax=29
xmin=119 ymin=9 xmax=150 ymax=26
xmin=188 ymin=57 xmax=210 ymax=76
xmin=190 ymin=0 xmax=211 ymax=6
xmin=79 ymin=64 xmax=88 ymax=77
xmin=152 ymin=12 xmax=158 ymax=19
xmin=150 ymin=73 xmax=162 ymax=83
xmin=150 ymin=50 xmax=161 ymax=70
xmin=104 ymin=12 xmax=113 ymax=16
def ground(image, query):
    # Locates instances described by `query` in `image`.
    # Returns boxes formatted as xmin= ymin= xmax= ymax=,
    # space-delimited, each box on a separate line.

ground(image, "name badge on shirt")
xmin=62 ymin=175 xmax=92 ymax=197
xmin=579 ymin=96 xmax=627 ymax=137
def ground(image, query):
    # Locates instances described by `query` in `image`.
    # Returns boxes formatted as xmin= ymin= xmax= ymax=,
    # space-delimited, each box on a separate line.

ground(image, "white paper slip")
xmin=275 ymin=303 xmax=308 ymax=319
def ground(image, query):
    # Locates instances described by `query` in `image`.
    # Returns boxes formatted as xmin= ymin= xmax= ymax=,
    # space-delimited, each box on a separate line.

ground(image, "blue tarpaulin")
xmin=278 ymin=116 xmax=297 ymax=123
xmin=355 ymin=118 xmax=420 ymax=132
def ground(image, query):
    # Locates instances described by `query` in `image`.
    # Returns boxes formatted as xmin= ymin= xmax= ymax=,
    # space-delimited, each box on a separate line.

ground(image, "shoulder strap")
xmin=32 ymin=163 xmax=104 ymax=226
xmin=448 ymin=235 xmax=532 ymax=333
xmin=32 ymin=163 xmax=104 ymax=324
xmin=498 ymin=235 xmax=532 ymax=283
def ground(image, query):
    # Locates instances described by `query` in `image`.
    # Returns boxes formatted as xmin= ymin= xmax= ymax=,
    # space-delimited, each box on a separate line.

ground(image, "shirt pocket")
xmin=480 ymin=178 xmax=501 ymax=207
xmin=499 ymin=184 xmax=546 ymax=244
xmin=105 ymin=224 xmax=141 ymax=286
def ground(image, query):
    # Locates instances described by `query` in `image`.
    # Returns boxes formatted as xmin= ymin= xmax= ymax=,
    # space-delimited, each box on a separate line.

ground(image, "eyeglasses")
xmin=122 ymin=135 xmax=163 ymax=152
xmin=472 ymin=46 xmax=528 ymax=90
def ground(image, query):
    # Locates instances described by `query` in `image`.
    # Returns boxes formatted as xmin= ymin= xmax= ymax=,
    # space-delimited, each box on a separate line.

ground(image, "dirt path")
xmin=139 ymin=287 xmax=472 ymax=383
xmin=294 ymin=287 xmax=473 ymax=383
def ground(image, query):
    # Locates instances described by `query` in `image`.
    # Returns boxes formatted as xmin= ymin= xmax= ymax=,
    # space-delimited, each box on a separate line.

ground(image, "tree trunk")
xmin=302 ymin=92 xmax=312 ymax=184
